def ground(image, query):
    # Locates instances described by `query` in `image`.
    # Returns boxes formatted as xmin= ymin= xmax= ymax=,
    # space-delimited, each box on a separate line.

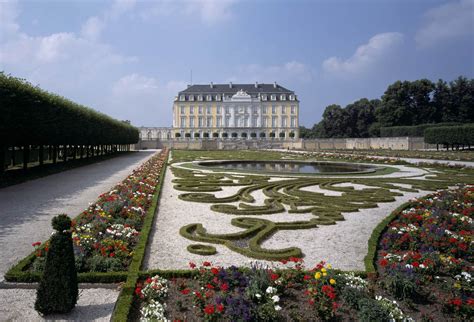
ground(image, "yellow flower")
xmin=323 ymin=272 xmax=327 ymax=277
xmin=326 ymin=264 xmax=332 ymax=269
xmin=330 ymin=279 xmax=336 ymax=285
xmin=454 ymin=282 xmax=461 ymax=289
xmin=315 ymin=272 xmax=321 ymax=279
xmin=321 ymin=268 xmax=327 ymax=273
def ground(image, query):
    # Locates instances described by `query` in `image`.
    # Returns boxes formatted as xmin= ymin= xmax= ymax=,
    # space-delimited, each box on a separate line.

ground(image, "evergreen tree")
xmin=35 ymin=214 xmax=78 ymax=315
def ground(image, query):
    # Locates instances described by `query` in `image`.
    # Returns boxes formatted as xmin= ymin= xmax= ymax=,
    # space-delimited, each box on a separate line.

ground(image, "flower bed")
xmin=376 ymin=185 xmax=473 ymax=320
xmin=133 ymin=260 xmax=413 ymax=321
xmin=6 ymin=149 xmax=168 ymax=279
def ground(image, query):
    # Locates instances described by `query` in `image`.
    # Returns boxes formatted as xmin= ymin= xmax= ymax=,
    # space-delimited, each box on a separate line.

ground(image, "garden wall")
xmin=135 ymin=137 xmax=435 ymax=151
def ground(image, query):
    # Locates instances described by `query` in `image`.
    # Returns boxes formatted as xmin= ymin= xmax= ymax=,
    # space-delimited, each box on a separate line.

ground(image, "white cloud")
xmin=108 ymin=74 xmax=185 ymax=126
xmin=0 ymin=0 xmax=20 ymax=40
xmin=322 ymin=32 xmax=404 ymax=76
xmin=141 ymin=0 xmax=237 ymax=25
xmin=81 ymin=16 xmax=105 ymax=41
xmin=415 ymin=0 xmax=474 ymax=48
xmin=230 ymin=61 xmax=312 ymax=83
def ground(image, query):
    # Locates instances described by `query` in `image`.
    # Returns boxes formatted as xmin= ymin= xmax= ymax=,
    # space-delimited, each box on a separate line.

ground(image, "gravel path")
xmin=0 ymin=288 xmax=119 ymax=321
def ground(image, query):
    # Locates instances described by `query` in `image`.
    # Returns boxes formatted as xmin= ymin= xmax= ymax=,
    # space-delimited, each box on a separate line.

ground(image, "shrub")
xmin=35 ymin=214 xmax=78 ymax=315
xmin=380 ymin=122 xmax=460 ymax=137
xmin=357 ymin=298 xmax=391 ymax=321
xmin=425 ymin=124 xmax=474 ymax=146
xmin=380 ymin=273 xmax=419 ymax=301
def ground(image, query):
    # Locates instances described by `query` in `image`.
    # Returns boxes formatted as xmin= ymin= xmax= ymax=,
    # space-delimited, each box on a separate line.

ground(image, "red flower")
xmin=379 ymin=258 xmax=389 ymax=267
xmin=206 ymin=283 xmax=215 ymax=290
xmin=146 ymin=277 xmax=152 ymax=284
xmin=216 ymin=303 xmax=224 ymax=313
xmin=194 ymin=291 xmax=202 ymax=298
xmin=110 ymin=252 xmax=115 ymax=257
xmin=180 ymin=289 xmax=190 ymax=295
xmin=467 ymin=298 xmax=474 ymax=306
xmin=280 ymin=259 xmax=288 ymax=264
xmin=203 ymin=261 xmax=211 ymax=267
xmin=204 ymin=304 xmax=215 ymax=315
xmin=220 ymin=283 xmax=229 ymax=292
xmin=412 ymin=261 xmax=419 ymax=268
xmin=189 ymin=262 xmax=196 ymax=269
xmin=332 ymin=301 xmax=339 ymax=311
xmin=449 ymin=298 xmax=462 ymax=307
xmin=270 ymin=273 xmax=279 ymax=281
xmin=211 ymin=267 xmax=219 ymax=275
xmin=32 ymin=242 xmax=41 ymax=247
xmin=303 ymin=275 xmax=311 ymax=280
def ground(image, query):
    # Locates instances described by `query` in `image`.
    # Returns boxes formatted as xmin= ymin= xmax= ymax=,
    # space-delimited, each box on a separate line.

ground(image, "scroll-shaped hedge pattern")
xmin=174 ymin=165 xmax=474 ymax=261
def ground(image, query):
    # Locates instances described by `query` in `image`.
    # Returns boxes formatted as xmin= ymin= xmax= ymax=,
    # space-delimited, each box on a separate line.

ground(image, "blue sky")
xmin=1 ymin=0 xmax=473 ymax=127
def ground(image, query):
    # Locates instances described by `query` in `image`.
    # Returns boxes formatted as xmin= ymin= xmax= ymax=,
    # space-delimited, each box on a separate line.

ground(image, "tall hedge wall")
xmin=380 ymin=122 xmax=460 ymax=137
xmin=424 ymin=124 xmax=474 ymax=146
xmin=0 ymin=73 xmax=139 ymax=146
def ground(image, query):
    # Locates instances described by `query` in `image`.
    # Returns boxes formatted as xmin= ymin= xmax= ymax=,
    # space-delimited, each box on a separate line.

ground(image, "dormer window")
xmin=289 ymin=94 xmax=295 ymax=101
xmin=261 ymin=94 xmax=267 ymax=101
xmin=206 ymin=95 xmax=212 ymax=101
xmin=198 ymin=95 xmax=203 ymax=101
xmin=215 ymin=94 xmax=221 ymax=101
xmin=179 ymin=95 xmax=185 ymax=101
xmin=189 ymin=95 xmax=194 ymax=101
xmin=270 ymin=94 xmax=276 ymax=101
xmin=280 ymin=94 xmax=286 ymax=101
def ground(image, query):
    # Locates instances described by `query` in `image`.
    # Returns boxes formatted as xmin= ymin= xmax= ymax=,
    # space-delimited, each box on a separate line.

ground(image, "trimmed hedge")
xmin=0 ymin=73 xmax=139 ymax=146
xmin=380 ymin=122 xmax=459 ymax=137
xmin=424 ymin=124 xmax=474 ymax=146
xmin=111 ymin=153 xmax=168 ymax=322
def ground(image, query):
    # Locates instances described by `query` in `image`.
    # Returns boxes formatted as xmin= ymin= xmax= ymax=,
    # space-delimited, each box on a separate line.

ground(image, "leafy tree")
xmin=450 ymin=76 xmax=474 ymax=123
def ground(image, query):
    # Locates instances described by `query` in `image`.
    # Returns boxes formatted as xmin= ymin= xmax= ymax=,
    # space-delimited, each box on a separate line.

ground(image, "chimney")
xmin=210 ymin=82 xmax=214 ymax=88
xmin=229 ymin=82 xmax=233 ymax=88
xmin=255 ymin=82 xmax=258 ymax=88
xmin=187 ymin=84 xmax=191 ymax=88
xmin=273 ymin=81 xmax=277 ymax=88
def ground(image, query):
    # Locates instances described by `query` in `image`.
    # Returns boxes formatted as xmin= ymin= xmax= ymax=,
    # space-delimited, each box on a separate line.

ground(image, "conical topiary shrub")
xmin=35 ymin=214 xmax=78 ymax=315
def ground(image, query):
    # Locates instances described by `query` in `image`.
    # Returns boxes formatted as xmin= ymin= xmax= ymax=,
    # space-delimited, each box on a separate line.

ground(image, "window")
xmin=291 ymin=105 xmax=296 ymax=114
xmin=215 ymin=94 xmax=221 ymax=101
xmin=281 ymin=106 xmax=286 ymax=114
xmin=190 ymin=117 xmax=195 ymax=128
xmin=216 ymin=106 xmax=221 ymax=114
xmin=198 ymin=117 xmax=203 ymax=127
xmin=206 ymin=106 xmax=211 ymax=114
xmin=217 ymin=116 xmax=222 ymax=127
xmin=272 ymin=105 xmax=276 ymax=114
xmin=198 ymin=95 xmax=203 ymax=101
xmin=206 ymin=95 xmax=212 ymax=101
xmin=289 ymin=94 xmax=295 ymax=101
xmin=271 ymin=94 xmax=276 ymax=101
xmin=291 ymin=117 xmax=296 ymax=127
xmin=261 ymin=94 xmax=267 ymax=101
xmin=281 ymin=117 xmax=287 ymax=127
xmin=262 ymin=106 xmax=267 ymax=114
xmin=198 ymin=106 xmax=203 ymax=114
xmin=244 ymin=117 xmax=248 ymax=127
xmin=253 ymin=106 xmax=258 ymax=114
xmin=280 ymin=94 xmax=286 ymax=101
xmin=225 ymin=117 xmax=230 ymax=127
xmin=179 ymin=95 xmax=185 ymax=101
xmin=272 ymin=116 xmax=277 ymax=127
xmin=252 ymin=116 xmax=258 ymax=127
xmin=180 ymin=105 xmax=185 ymax=114
xmin=263 ymin=117 xmax=268 ymax=127
xmin=180 ymin=116 xmax=186 ymax=128
xmin=189 ymin=95 xmax=194 ymax=101
xmin=225 ymin=106 xmax=230 ymax=114
xmin=206 ymin=116 xmax=212 ymax=127
xmin=190 ymin=106 xmax=194 ymax=114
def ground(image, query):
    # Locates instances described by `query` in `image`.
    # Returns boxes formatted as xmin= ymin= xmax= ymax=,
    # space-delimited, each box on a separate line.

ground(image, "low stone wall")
xmin=135 ymin=137 xmax=435 ymax=151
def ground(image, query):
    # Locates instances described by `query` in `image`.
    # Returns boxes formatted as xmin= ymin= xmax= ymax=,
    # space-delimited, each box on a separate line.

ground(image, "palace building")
xmin=172 ymin=82 xmax=299 ymax=139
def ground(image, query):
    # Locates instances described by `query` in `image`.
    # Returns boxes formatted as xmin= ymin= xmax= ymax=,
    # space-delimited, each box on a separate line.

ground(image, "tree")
xmin=35 ymin=215 xmax=78 ymax=315
xmin=450 ymin=76 xmax=474 ymax=123
xmin=433 ymin=79 xmax=452 ymax=123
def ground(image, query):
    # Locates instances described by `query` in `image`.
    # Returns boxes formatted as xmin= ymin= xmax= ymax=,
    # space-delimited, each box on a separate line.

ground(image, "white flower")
xmin=274 ymin=305 xmax=282 ymax=311
xmin=266 ymin=286 xmax=277 ymax=294
xmin=271 ymin=295 xmax=280 ymax=303
xmin=255 ymin=293 xmax=261 ymax=299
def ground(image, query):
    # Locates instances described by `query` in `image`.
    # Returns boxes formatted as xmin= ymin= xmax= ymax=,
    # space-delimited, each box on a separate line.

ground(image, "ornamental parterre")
xmin=30 ymin=149 xmax=168 ymax=273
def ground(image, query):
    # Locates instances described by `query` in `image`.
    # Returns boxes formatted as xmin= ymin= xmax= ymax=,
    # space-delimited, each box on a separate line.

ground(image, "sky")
xmin=1 ymin=0 xmax=473 ymax=127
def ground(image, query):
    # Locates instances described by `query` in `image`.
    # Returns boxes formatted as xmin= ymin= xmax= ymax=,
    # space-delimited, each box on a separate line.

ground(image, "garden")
xmin=5 ymin=149 xmax=473 ymax=321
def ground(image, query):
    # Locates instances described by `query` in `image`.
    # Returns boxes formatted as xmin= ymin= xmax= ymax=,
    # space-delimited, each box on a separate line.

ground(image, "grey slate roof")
xmin=179 ymin=83 xmax=294 ymax=95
